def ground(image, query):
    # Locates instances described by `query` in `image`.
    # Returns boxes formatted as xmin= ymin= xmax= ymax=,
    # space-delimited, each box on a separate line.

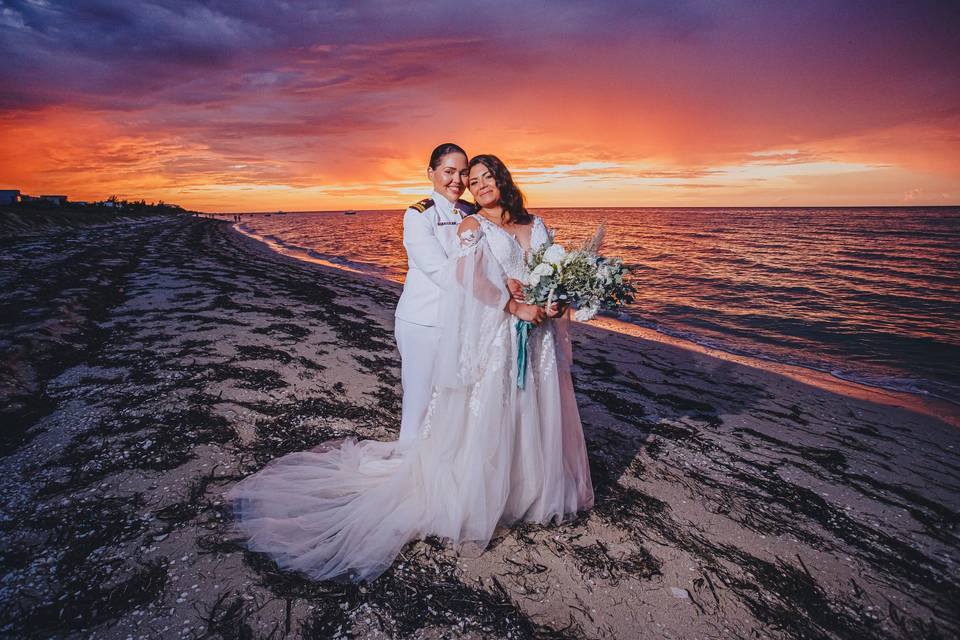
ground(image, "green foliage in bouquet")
xmin=523 ymin=223 xmax=636 ymax=321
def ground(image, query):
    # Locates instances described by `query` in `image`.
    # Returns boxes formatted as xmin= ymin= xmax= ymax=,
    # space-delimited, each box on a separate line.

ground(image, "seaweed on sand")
xmin=370 ymin=383 xmax=402 ymax=416
xmin=352 ymin=353 xmax=402 ymax=417
xmin=580 ymin=386 xmax=706 ymax=443
xmin=0 ymin=392 xmax=56 ymax=456
xmin=675 ymin=435 xmax=960 ymax=626
xmin=39 ymin=398 xmax=238 ymax=496
xmin=733 ymin=426 xmax=959 ymax=545
xmin=0 ymin=226 xmax=151 ymax=455
xmin=297 ymin=355 xmax=326 ymax=371
xmin=251 ymin=322 xmax=312 ymax=341
xmin=237 ymin=392 xmax=394 ymax=467
xmin=201 ymin=293 xmax=296 ymax=319
xmin=9 ymin=559 xmax=170 ymax=637
xmin=352 ymin=353 xmax=401 ymax=386
xmin=568 ymin=539 xmax=661 ymax=584
xmin=735 ymin=426 xmax=848 ymax=471
xmin=195 ymin=483 xmax=580 ymax=640
xmin=0 ymin=493 xmax=169 ymax=637
xmin=198 ymin=592 xmax=261 ymax=640
xmin=184 ymin=361 xmax=290 ymax=391
xmin=579 ymin=352 xmax=722 ymax=421
xmin=236 ymin=538 xmax=579 ymax=639
xmin=235 ymin=344 xmax=294 ymax=365
xmin=6 ymin=215 xmax=959 ymax=639
xmin=649 ymin=460 xmax=956 ymax=638
xmin=584 ymin=417 xmax=958 ymax=640
xmin=155 ymin=464 xmax=239 ymax=529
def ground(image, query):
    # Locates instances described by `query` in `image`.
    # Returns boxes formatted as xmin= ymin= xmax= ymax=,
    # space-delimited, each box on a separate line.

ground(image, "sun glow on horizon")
xmin=1 ymin=2 xmax=957 ymax=211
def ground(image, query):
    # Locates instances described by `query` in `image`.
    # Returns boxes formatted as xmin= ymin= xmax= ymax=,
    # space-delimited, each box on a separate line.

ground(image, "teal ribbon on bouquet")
xmin=515 ymin=319 xmax=533 ymax=389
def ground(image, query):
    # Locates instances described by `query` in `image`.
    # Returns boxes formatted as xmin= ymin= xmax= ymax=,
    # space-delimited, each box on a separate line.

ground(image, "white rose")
xmin=597 ymin=265 xmax=612 ymax=284
xmin=533 ymin=263 xmax=552 ymax=277
xmin=528 ymin=263 xmax=552 ymax=286
xmin=574 ymin=303 xmax=600 ymax=322
xmin=543 ymin=244 xmax=566 ymax=265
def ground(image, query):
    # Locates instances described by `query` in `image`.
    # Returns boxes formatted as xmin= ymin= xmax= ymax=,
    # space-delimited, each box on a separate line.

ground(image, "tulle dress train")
xmin=227 ymin=215 xmax=594 ymax=582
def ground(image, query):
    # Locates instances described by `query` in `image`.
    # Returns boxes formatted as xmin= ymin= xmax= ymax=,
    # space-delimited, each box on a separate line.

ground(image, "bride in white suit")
xmin=228 ymin=154 xmax=594 ymax=582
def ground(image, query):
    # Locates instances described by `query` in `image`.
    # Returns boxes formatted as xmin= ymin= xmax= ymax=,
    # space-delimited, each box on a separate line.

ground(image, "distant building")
xmin=0 ymin=189 xmax=20 ymax=205
xmin=40 ymin=195 xmax=68 ymax=205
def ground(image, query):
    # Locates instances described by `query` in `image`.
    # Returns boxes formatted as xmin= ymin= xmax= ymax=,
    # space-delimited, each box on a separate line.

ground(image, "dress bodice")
xmin=471 ymin=215 xmax=550 ymax=281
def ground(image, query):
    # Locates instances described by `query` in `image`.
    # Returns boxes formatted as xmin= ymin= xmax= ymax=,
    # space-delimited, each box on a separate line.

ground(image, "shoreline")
xmin=591 ymin=316 xmax=960 ymax=428
xmin=233 ymin=221 xmax=960 ymax=429
xmin=233 ymin=221 xmax=379 ymax=277
xmin=2 ymin=215 xmax=958 ymax=639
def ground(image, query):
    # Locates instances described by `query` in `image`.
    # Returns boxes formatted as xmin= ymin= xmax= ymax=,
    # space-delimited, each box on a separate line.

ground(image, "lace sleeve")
xmin=458 ymin=228 xmax=483 ymax=251
xmin=531 ymin=216 xmax=551 ymax=251
xmin=433 ymin=229 xmax=511 ymax=388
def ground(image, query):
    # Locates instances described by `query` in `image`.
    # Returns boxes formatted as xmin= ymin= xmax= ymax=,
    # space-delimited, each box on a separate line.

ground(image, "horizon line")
xmin=208 ymin=204 xmax=960 ymax=214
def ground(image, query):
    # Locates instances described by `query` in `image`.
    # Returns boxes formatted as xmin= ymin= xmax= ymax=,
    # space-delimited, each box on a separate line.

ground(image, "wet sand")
xmin=1 ymin=214 xmax=957 ymax=639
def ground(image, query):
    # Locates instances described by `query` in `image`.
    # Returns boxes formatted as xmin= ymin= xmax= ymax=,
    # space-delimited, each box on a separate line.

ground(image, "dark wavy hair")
xmin=468 ymin=154 xmax=531 ymax=225
xmin=429 ymin=142 xmax=467 ymax=169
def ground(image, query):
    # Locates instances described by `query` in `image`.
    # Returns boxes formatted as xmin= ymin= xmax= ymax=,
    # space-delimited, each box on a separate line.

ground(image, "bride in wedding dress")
xmin=228 ymin=154 xmax=594 ymax=582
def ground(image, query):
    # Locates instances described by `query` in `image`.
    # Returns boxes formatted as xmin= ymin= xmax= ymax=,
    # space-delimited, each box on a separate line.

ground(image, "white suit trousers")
xmin=394 ymin=317 xmax=441 ymax=441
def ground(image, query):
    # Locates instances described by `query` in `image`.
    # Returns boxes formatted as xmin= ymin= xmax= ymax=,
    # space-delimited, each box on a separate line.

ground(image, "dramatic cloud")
xmin=0 ymin=0 xmax=957 ymax=209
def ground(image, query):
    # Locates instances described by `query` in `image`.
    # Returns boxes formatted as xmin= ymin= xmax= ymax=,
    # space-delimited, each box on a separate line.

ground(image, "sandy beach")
xmin=1 ymin=214 xmax=958 ymax=639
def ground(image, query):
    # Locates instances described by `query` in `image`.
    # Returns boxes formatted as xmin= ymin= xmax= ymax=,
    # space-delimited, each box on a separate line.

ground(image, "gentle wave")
xmin=227 ymin=207 xmax=960 ymax=406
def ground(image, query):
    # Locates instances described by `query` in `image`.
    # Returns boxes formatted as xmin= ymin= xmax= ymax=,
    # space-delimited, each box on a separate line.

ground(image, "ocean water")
xmin=232 ymin=207 xmax=960 ymax=404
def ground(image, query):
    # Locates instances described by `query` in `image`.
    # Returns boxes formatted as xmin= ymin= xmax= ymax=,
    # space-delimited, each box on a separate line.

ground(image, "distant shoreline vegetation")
xmin=5 ymin=194 xmax=193 ymax=214
xmin=0 ymin=196 xmax=204 ymax=236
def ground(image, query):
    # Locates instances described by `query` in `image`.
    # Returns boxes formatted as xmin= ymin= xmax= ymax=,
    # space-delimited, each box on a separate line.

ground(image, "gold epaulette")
xmin=409 ymin=198 xmax=434 ymax=213
xmin=455 ymin=198 xmax=478 ymax=215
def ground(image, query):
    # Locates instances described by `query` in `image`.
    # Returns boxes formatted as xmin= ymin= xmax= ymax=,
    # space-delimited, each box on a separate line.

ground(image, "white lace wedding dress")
xmin=227 ymin=214 xmax=594 ymax=582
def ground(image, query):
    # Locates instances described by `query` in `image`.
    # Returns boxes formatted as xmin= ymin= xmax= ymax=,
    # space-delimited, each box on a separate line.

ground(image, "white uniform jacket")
xmin=395 ymin=191 xmax=476 ymax=327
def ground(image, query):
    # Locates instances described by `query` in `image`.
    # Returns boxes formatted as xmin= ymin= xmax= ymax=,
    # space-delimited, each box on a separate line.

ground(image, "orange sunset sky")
xmin=1 ymin=1 xmax=958 ymax=212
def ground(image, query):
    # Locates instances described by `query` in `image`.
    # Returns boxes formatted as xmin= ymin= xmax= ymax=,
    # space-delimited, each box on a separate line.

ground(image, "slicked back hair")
xmin=429 ymin=143 xmax=468 ymax=169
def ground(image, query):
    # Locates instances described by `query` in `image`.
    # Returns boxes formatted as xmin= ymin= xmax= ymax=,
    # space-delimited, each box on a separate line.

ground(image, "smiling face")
xmin=427 ymin=152 xmax=468 ymax=202
xmin=468 ymin=162 xmax=501 ymax=209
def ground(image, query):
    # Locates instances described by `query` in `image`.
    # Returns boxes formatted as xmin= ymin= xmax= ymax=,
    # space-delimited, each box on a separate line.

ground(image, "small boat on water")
xmin=343 ymin=210 xmax=357 ymax=215
xmin=277 ymin=210 xmax=287 ymax=215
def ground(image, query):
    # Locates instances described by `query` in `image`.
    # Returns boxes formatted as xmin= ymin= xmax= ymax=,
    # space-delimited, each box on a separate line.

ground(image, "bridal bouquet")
xmin=523 ymin=224 xmax=634 ymax=320
xmin=515 ymin=224 xmax=635 ymax=388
